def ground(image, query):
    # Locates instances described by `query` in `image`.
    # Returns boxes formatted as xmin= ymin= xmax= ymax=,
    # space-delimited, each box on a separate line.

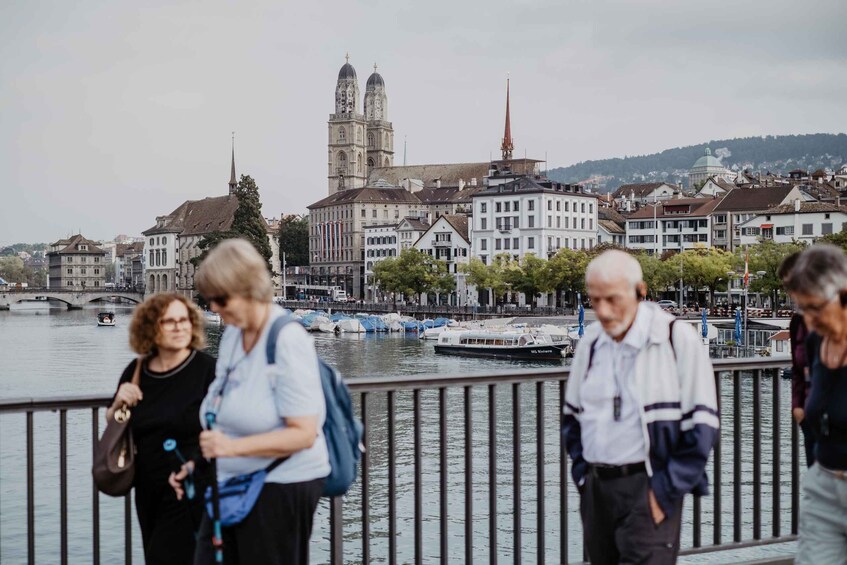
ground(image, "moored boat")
xmin=434 ymin=330 xmax=565 ymax=361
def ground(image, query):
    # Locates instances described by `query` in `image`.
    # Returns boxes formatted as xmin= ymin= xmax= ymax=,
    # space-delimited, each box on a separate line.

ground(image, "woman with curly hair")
xmin=107 ymin=292 xmax=216 ymax=564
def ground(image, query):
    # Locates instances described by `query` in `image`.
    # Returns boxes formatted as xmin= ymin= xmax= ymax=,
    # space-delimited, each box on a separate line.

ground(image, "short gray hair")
xmin=784 ymin=244 xmax=847 ymax=299
xmin=585 ymin=250 xmax=643 ymax=289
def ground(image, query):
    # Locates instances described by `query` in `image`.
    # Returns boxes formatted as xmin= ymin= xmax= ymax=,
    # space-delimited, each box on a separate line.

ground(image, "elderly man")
xmin=563 ymin=250 xmax=719 ymax=564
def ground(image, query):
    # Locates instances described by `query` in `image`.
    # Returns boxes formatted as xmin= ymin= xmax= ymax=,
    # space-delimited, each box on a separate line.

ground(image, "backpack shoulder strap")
xmin=668 ymin=318 xmax=678 ymax=360
xmin=266 ymin=313 xmax=298 ymax=365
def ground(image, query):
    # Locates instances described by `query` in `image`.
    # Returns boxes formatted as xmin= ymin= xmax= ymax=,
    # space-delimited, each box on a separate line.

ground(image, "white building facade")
xmin=471 ymin=176 xmax=598 ymax=265
xmin=738 ymin=201 xmax=847 ymax=246
xmin=625 ymin=198 xmax=721 ymax=255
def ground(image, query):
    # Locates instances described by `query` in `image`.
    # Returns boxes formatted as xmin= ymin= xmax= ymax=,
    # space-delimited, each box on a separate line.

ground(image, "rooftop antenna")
xmin=403 ymin=135 xmax=407 ymax=166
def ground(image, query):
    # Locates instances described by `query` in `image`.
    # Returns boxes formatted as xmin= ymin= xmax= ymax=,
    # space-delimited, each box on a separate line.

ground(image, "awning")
xmin=760 ymin=223 xmax=773 ymax=229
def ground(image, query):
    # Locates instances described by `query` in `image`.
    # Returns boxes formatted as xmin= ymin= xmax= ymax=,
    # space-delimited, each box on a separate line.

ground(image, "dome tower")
xmin=364 ymin=64 xmax=394 ymax=174
xmin=328 ymin=54 xmax=367 ymax=195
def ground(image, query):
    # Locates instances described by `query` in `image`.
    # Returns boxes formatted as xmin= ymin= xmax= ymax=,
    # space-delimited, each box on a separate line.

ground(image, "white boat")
xmin=421 ymin=326 xmax=450 ymax=340
xmin=309 ymin=316 xmax=331 ymax=332
xmin=203 ymin=311 xmax=222 ymax=325
xmin=434 ymin=330 xmax=566 ymax=361
xmin=318 ymin=322 xmax=338 ymax=333
xmin=336 ymin=318 xmax=366 ymax=333
xmin=97 ymin=312 xmax=116 ymax=327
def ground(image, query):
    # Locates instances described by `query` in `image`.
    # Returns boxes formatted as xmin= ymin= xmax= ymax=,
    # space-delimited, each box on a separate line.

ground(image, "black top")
xmin=805 ymin=333 xmax=847 ymax=470
xmin=114 ymin=350 xmax=216 ymax=489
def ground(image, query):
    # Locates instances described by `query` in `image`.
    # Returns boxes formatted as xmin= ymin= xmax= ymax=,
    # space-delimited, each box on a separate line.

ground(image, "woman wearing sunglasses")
xmin=107 ymin=293 xmax=216 ymax=564
xmin=783 ymin=244 xmax=847 ymax=564
xmin=186 ymin=238 xmax=329 ymax=565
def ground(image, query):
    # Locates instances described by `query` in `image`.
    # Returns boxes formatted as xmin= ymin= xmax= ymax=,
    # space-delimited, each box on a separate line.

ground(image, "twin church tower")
xmin=327 ymin=56 xmax=394 ymax=195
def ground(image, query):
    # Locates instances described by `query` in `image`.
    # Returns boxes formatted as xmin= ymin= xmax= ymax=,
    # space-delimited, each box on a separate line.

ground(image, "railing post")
xmin=489 ymin=384 xmax=498 ymax=565
xmin=733 ymin=370 xmax=742 ymax=543
xmin=512 ymin=382 xmax=521 ymax=565
xmin=465 ymin=386 xmax=473 ymax=565
xmin=440 ymin=387 xmax=448 ymax=564
xmin=536 ymin=382 xmax=545 ymax=564
xmin=329 ymin=496 xmax=343 ymax=564
xmin=360 ymin=393 xmax=370 ymax=565
xmin=388 ymin=390 xmax=396 ymax=565
xmin=27 ymin=410 xmax=35 ymax=565
xmin=60 ymin=410 xmax=68 ymax=565
xmin=772 ymin=369 xmax=781 ymax=538
xmin=92 ymin=408 xmax=100 ymax=565
xmin=753 ymin=369 xmax=761 ymax=540
xmin=413 ymin=389 xmax=422 ymax=565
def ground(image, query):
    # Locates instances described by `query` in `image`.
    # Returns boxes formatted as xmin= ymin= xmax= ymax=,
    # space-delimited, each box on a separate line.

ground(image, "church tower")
xmin=328 ymin=55 xmax=368 ymax=195
xmin=364 ymin=64 xmax=394 ymax=175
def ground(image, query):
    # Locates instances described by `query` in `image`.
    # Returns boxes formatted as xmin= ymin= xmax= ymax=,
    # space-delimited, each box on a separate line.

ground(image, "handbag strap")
xmin=130 ymin=356 xmax=143 ymax=387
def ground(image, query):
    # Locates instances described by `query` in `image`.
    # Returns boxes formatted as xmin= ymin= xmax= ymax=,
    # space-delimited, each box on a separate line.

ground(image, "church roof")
xmin=368 ymin=162 xmax=490 ymax=188
xmin=366 ymin=72 xmax=384 ymax=88
xmin=307 ymin=187 xmax=421 ymax=209
xmin=338 ymin=62 xmax=357 ymax=80
xmin=692 ymin=148 xmax=724 ymax=170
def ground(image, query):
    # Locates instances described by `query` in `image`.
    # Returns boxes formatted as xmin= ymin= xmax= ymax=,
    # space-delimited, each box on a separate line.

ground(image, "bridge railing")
xmin=0 ymin=357 xmax=799 ymax=564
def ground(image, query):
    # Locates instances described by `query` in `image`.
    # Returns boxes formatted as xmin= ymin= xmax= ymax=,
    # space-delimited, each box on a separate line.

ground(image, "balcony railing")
xmin=0 ymin=357 xmax=798 ymax=564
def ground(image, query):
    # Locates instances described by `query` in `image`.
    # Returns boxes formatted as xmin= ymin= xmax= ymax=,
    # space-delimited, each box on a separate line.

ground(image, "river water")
xmin=0 ymin=304 xmax=799 ymax=563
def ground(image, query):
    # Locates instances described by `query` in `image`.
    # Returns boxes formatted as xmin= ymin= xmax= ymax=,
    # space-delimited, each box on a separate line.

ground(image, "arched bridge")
xmin=0 ymin=289 xmax=144 ymax=310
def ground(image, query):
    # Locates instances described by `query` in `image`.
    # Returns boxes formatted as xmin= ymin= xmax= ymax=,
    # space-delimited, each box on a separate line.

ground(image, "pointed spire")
xmin=345 ymin=52 xmax=350 ymax=64
xmin=501 ymin=75 xmax=513 ymax=161
xmin=229 ymin=132 xmax=237 ymax=195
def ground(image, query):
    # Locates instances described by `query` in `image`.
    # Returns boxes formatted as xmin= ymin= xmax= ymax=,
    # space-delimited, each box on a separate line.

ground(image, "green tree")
xmin=819 ymin=227 xmax=847 ymax=252
xmin=548 ymin=248 xmax=589 ymax=307
xmin=0 ymin=257 xmax=25 ymax=283
xmin=635 ymin=252 xmax=674 ymax=299
xmin=665 ymin=248 xmax=734 ymax=306
xmin=461 ymin=258 xmax=504 ymax=306
xmin=372 ymin=249 xmax=454 ymax=303
xmin=277 ymin=216 xmax=309 ymax=266
xmin=740 ymin=240 xmax=806 ymax=312
xmin=192 ymin=174 xmax=273 ymax=272
xmin=502 ymin=254 xmax=552 ymax=308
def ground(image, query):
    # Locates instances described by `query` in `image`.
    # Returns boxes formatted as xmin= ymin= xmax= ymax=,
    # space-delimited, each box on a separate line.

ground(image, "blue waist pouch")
xmin=205 ymin=468 xmax=267 ymax=527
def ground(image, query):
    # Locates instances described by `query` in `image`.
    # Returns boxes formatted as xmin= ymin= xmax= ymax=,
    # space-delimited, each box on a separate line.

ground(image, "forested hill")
xmin=545 ymin=133 xmax=847 ymax=193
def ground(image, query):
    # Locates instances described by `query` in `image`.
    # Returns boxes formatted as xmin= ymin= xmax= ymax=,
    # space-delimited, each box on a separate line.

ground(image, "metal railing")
xmin=0 ymin=357 xmax=798 ymax=564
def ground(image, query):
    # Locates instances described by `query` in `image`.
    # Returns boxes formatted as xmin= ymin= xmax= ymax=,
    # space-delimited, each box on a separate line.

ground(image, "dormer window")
xmin=78 ymin=244 xmax=88 ymax=251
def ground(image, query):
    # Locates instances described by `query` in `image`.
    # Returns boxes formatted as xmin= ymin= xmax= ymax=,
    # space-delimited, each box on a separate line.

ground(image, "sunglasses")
xmin=206 ymin=295 xmax=230 ymax=307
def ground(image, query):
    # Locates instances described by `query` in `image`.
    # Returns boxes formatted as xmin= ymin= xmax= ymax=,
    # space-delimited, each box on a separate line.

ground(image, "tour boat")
xmin=434 ymin=330 xmax=566 ymax=361
xmin=97 ymin=312 xmax=116 ymax=327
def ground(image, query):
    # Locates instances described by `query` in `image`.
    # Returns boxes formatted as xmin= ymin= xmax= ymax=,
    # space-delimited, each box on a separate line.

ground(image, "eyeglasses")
xmin=159 ymin=317 xmax=192 ymax=330
xmin=794 ymin=294 xmax=837 ymax=317
xmin=206 ymin=295 xmax=229 ymax=307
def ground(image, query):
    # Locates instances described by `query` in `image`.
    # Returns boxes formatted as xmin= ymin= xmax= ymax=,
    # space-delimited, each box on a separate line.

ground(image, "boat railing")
xmin=0 ymin=357 xmax=799 ymax=563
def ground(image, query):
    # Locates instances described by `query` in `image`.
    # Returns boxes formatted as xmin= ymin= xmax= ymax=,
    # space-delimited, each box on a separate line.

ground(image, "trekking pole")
xmin=163 ymin=438 xmax=195 ymax=500
xmin=204 ymin=412 xmax=224 ymax=564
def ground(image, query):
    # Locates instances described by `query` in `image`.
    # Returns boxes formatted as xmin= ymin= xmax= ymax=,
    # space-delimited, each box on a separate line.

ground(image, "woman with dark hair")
xmin=108 ymin=293 xmax=216 ymax=564
xmin=173 ymin=238 xmax=329 ymax=565
xmin=783 ymin=244 xmax=847 ymax=563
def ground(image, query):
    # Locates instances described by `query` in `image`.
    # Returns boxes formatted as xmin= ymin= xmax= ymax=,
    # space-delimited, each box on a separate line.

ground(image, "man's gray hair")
xmin=784 ymin=244 xmax=847 ymax=299
xmin=585 ymin=250 xmax=643 ymax=288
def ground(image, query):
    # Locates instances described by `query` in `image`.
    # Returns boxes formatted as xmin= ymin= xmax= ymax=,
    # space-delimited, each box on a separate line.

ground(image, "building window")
xmin=162 ymin=250 xmax=167 ymax=264
xmin=495 ymin=239 xmax=502 ymax=250
xmin=556 ymin=201 xmax=561 ymax=212
xmin=481 ymin=239 xmax=487 ymax=251
xmin=67 ymin=281 xmax=73 ymax=286
xmin=372 ymin=209 xmax=377 ymax=218
xmin=504 ymin=238 xmax=511 ymax=250
xmin=513 ymin=201 xmax=519 ymax=212
xmin=67 ymin=268 xmax=72 ymax=274
xmin=496 ymin=202 xmax=502 ymax=213
xmin=481 ymin=218 xmax=487 ymax=230
xmin=547 ymin=216 xmax=552 ymax=228
xmin=822 ymin=223 xmax=833 ymax=235
xmin=513 ymin=238 xmax=519 ymax=248
xmin=481 ymin=202 xmax=487 ymax=214
xmin=802 ymin=224 xmax=813 ymax=236
xmin=361 ymin=209 xmax=366 ymax=218
xmin=547 ymin=201 xmax=552 ymax=211
xmin=564 ymin=202 xmax=569 ymax=212
xmin=589 ymin=203 xmax=593 ymax=213
xmin=528 ymin=216 xmax=535 ymax=228
xmin=528 ymin=200 xmax=534 ymax=211
xmin=505 ymin=202 xmax=510 ymax=212
xmin=527 ymin=237 xmax=535 ymax=249
xmin=556 ymin=217 xmax=561 ymax=228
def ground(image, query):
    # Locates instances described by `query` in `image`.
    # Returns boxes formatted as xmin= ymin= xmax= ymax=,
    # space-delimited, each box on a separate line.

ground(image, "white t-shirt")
xmin=200 ymin=305 xmax=331 ymax=483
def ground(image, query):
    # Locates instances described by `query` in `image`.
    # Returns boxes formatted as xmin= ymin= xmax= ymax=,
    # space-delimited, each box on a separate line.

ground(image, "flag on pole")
xmin=743 ymin=249 xmax=750 ymax=288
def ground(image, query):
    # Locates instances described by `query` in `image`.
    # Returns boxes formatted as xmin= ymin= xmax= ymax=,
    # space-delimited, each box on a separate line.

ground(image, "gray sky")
xmin=2 ymin=0 xmax=846 ymax=244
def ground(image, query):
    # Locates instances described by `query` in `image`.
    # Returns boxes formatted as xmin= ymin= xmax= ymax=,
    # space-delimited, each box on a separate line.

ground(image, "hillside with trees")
xmin=546 ymin=133 xmax=847 ymax=193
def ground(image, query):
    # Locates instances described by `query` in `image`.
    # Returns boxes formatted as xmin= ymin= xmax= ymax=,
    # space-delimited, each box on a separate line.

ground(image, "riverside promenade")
xmin=0 ymin=357 xmax=799 ymax=564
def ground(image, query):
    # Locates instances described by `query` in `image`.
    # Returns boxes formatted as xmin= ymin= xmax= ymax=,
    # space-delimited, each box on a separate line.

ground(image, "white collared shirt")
xmin=579 ymin=302 xmax=652 ymax=465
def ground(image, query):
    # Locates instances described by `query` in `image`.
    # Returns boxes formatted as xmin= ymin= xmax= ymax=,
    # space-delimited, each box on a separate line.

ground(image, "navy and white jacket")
xmin=563 ymin=303 xmax=719 ymax=518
